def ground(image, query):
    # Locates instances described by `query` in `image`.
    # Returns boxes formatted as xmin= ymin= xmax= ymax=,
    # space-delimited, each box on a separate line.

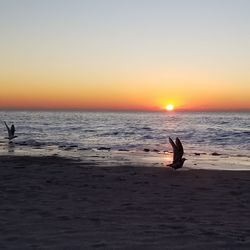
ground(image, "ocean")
xmin=0 ymin=111 xmax=249 ymax=170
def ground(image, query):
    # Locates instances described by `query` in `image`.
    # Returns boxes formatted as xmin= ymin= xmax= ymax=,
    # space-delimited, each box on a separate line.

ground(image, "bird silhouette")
xmin=4 ymin=121 xmax=18 ymax=141
xmin=168 ymin=137 xmax=186 ymax=169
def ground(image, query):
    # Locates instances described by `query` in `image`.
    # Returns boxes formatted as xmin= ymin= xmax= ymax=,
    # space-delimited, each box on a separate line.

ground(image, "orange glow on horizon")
xmin=1 ymin=90 xmax=250 ymax=111
xmin=0 ymin=71 xmax=250 ymax=111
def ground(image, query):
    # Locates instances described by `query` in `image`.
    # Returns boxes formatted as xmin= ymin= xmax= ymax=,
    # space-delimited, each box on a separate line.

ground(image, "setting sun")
xmin=166 ymin=104 xmax=174 ymax=111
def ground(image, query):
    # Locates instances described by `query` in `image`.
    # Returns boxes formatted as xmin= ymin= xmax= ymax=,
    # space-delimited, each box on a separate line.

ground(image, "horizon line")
xmin=0 ymin=108 xmax=250 ymax=113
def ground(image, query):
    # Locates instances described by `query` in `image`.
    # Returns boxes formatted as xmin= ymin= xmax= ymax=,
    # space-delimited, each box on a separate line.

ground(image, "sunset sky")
xmin=0 ymin=0 xmax=249 ymax=111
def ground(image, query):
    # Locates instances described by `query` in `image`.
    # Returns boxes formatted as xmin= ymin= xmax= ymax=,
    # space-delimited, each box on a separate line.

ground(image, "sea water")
xmin=0 ymin=111 xmax=249 ymax=170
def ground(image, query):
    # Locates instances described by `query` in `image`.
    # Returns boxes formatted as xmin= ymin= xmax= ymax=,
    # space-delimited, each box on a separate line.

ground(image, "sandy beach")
xmin=0 ymin=155 xmax=250 ymax=249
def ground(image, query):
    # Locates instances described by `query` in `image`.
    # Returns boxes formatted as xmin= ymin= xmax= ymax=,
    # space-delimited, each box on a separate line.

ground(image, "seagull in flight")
xmin=4 ymin=121 xmax=18 ymax=141
xmin=167 ymin=137 xmax=186 ymax=169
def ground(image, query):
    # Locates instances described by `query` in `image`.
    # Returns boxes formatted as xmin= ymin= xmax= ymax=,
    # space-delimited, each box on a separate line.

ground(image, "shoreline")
xmin=1 ymin=155 xmax=250 ymax=249
xmin=0 ymin=143 xmax=249 ymax=171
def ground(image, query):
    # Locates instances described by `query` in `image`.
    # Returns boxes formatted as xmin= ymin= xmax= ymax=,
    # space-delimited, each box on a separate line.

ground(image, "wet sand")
xmin=1 ymin=155 xmax=250 ymax=249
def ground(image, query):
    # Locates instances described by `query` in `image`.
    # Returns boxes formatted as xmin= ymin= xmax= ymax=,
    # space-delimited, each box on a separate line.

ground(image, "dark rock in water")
xmin=143 ymin=148 xmax=150 ymax=152
xmin=64 ymin=147 xmax=74 ymax=151
xmin=17 ymin=142 xmax=28 ymax=146
xmin=153 ymin=149 xmax=159 ymax=152
xmin=194 ymin=153 xmax=201 ymax=156
xmin=78 ymin=147 xmax=89 ymax=151
xmin=118 ymin=149 xmax=129 ymax=152
xmin=69 ymin=145 xmax=78 ymax=148
xmin=211 ymin=152 xmax=221 ymax=156
xmin=97 ymin=147 xmax=111 ymax=151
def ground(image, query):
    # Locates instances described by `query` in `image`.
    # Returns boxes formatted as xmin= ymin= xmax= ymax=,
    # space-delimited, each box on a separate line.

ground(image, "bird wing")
xmin=169 ymin=137 xmax=180 ymax=163
xmin=175 ymin=137 xmax=184 ymax=158
xmin=11 ymin=125 xmax=15 ymax=136
xmin=4 ymin=121 xmax=12 ymax=138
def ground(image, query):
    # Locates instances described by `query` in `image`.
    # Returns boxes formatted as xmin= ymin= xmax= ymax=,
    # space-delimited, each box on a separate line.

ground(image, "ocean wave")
xmin=1 ymin=111 xmax=249 ymax=161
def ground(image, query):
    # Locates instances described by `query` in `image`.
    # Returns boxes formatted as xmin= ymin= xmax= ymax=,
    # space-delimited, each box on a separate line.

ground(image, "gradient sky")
xmin=1 ymin=0 xmax=250 ymax=111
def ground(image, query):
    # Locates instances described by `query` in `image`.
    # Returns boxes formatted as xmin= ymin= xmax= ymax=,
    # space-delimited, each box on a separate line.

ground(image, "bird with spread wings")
xmin=4 ymin=121 xmax=18 ymax=141
xmin=168 ymin=137 xmax=186 ymax=169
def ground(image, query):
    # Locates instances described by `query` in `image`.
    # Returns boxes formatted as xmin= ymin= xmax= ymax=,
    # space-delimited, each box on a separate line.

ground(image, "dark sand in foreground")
xmin=1 ymin=155 xmax=250 ymax=249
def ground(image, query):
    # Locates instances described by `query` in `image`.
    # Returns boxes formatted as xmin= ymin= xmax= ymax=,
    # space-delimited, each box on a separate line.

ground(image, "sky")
xmin=0 ymin=0 xmax=250 ymax=111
